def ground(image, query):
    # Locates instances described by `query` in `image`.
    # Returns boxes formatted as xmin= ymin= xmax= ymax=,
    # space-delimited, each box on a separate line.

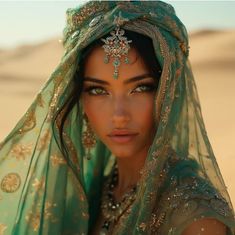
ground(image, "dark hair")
xmin=54 ymin=30 xmax=162 ymax=164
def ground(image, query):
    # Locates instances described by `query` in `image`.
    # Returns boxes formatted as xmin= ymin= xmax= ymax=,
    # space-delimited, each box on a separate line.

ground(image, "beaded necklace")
xmin=100 ymin=163 xmax=138 ymax=234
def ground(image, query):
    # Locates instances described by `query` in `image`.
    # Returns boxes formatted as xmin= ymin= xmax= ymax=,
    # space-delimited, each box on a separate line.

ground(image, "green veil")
xmin=0 ymin=1 xmax=235 ymax=234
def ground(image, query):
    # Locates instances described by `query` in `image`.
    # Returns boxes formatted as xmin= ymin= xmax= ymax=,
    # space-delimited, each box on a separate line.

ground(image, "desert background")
xmin=0 ymin=2 xmax=235 ymax=209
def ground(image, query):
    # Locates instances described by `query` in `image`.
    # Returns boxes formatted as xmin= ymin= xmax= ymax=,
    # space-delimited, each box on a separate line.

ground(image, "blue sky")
xmin=1 ymin=1 xmax=235 ymax=48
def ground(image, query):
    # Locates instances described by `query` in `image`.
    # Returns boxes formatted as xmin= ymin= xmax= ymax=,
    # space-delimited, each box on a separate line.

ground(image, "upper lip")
xmin=108 ymin=130 xmax=139 ymax=136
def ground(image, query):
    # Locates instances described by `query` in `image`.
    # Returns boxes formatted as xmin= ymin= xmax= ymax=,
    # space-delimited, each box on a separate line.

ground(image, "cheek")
xmin=132 ymin=96 xmax=155 ymax=128
xmin=82 ymin=97 xmax=108 ymax=135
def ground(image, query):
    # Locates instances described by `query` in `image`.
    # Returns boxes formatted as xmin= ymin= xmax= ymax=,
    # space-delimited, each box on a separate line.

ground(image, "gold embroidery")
xmin=37 ymin=129 xmax=51 ymax=151
xmin=11 ymin=143 xmax=32 ymax=160
xmin=81 ymin=212 xmax=89 ymax=219
xmin=153 ymin=176 xmax=234 ymax=233
xmin=68 ymin=1 xmax=107 ymax=30
xmin=68 ymin=169 xmax=86 ymax=203
xmin=46 ymin=85 xmax=63 ymax=122
xmin=0 ymin=173 xmax=21 ymax=193
xmin=44 ymin=201 xmax=58 ymax=222
xmin=138 ymin=222 xmax=147 ymax=232
xmin=25 ymin=211 xmax=40 ymax=232
xmin=150 ymin=212 xmax=166 ymax=231
xmin=32 ymin=177 xmax=45 ymax=194
xmin=50 ymin=154 xmax=66 ymax=167
xmin=18 ymin=110 xmax=36 ymax=134
xmin=159 ymin=168 xmax=167 ymax=185
xmin=179 ymin=42 xmax=189 ymax=55
xmin=53 ymin=73 xmax=63 ymax=88
xmin=26 ymin=200 xmax=58 ymax=231
xmin=0 ymin=223 xmax=7 ymax=235
xmin=37 ymin=93 xmax=45 ymax=108
xmin=161 ymin=106 xmax=171 ymax=125
xmin=140 ymin=144 xmax=170 ymax=185
xmin=63 ymin=132 xmax=80 ymax=173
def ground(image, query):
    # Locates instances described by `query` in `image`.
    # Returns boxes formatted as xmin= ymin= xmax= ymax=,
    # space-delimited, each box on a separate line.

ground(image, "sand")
xmin=0 ymin=30 xmax=235 ymax=208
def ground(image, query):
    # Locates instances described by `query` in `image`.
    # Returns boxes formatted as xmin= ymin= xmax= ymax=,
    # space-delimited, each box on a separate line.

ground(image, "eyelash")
xmin=83 ymin=83 xmax=157 ymax=96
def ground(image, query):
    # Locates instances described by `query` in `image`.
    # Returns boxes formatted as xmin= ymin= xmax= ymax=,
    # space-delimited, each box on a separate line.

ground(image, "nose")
xmin=111 ymin=97 xmax=131 ymax=127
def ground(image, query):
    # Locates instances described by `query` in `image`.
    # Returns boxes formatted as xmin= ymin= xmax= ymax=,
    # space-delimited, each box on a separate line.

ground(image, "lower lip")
xmin=108 ymin=134 xmax=138 ymax=144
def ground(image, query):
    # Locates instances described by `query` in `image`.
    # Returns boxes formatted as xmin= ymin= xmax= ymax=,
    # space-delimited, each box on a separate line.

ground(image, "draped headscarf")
xmin=0 ymin=1 xmax=235 ymax=234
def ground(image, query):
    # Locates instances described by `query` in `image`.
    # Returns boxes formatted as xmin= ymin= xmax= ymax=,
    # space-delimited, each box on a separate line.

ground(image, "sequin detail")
xmin=67 ymin=1 xmax=107 ymax=30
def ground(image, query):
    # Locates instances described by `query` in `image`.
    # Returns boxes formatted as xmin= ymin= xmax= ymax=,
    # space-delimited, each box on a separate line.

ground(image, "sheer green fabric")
xmin=0 ymin=1 xmax=235 ymax=234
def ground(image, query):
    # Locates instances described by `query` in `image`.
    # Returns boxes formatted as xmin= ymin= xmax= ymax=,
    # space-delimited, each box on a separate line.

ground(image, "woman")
xmin=0 ymin=1 xmax=234 ymax=234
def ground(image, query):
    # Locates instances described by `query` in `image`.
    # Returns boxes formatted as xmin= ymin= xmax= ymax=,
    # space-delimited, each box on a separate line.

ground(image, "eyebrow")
xmin=83 ymin=73 xmax=153 ymax=85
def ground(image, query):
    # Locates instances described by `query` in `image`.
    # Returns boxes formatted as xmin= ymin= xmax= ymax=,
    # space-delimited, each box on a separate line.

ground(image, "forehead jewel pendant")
xmin=101 ymin=12 xmax=132 ymax=79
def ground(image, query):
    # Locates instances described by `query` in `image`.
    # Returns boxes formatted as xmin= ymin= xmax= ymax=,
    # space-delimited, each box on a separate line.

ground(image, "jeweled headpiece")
xmin=101 ymin=12 xmax=132 ymax=79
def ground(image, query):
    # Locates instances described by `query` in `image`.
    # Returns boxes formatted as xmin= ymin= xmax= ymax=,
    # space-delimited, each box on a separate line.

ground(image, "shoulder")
xmin=182 ymin=217 xmax=226 ymax=235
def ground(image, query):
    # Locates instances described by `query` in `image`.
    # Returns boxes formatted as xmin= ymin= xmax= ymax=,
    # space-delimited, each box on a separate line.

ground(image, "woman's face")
xmin=81 ymin=45 xmax=157 ymax=159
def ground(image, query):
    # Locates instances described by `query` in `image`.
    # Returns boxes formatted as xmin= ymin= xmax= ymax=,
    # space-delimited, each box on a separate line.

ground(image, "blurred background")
xmin=0 ymin=1 xmax=235 ymax=207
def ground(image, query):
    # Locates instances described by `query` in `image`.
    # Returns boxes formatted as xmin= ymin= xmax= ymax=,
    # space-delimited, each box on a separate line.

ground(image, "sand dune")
xmin=0 ymin=29 xmax=235 ymax=207
xmin=0 ymin=38 xmax=63 ymax=81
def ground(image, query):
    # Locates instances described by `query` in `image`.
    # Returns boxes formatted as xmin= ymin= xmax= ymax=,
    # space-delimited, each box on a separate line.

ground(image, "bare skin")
xmin=81 ymin=46 xmax=156 ymax=201
xmin=182 ymin=217 xmax=226 ymax=235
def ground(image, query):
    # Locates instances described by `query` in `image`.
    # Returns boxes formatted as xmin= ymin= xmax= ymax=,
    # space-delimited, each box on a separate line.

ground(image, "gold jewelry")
xmin=82 ymin=114 xmax=96 ymax=160
xmin=101 ymin=12 xmax=132 ymax=79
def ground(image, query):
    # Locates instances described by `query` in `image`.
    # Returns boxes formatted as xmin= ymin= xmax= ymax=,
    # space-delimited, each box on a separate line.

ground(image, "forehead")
xmin=83 ymin=46 xmax=149 ymax=81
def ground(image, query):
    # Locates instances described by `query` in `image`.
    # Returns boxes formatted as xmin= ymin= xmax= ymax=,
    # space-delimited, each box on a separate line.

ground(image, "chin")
xmin=108 ymin=146 xmax=137 ymax=159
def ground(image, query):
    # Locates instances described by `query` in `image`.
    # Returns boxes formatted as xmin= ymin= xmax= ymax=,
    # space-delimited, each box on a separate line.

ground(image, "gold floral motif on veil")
xmin=50 ymin=154 xmax=66 ymax=167
xmin=63 ymin=132 xmax=80 ymax=173
xmin=0 ymin=173 xmax=21 ymax=193
xmin=37 ymin=93 xmax=45 ymax=108
xmin=44 ymin=201 xmax=58 ymax=221
xmin=17 ymin=110 xmax=36 ymax=135
xmin=11 ymin=143 xmax=32 ymax=161
xmin=32 ymin=177 xmax=45 ymax=195
xmin=37 ymin=129 xmax=51 ymax=151
xmin=25 ymin=211 xmax=41 ymax=232
xmin=25 ymin=200 xmax=58 ymax=232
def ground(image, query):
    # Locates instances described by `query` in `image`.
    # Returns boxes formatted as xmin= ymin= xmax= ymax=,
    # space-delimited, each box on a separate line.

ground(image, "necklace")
xmin=100 ymin=163 xmax=138 ymax=234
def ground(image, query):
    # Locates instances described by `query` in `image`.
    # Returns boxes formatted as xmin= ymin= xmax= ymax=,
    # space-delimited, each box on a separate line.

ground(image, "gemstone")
xmin=71 ymin=30 xmax=80 ymax=39
xmin=89 ymin=15 xmax=103 ymax=27
xmin=113 ymin=59 xmax=120 ymax=67
xmin=104 ymin=56 xmax=109 ymax=64
xmin=124 ymin=57 xmax=129 ymax=64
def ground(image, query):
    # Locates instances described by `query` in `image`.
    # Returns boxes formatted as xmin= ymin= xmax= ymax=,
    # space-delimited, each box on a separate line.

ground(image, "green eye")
xmin=91 ymin=88 xmax=105 ymax=95
xmin=133 ymin=84 xmax=156 ymax=93
xmin=84 ymin=86 xmax=107 ymax=95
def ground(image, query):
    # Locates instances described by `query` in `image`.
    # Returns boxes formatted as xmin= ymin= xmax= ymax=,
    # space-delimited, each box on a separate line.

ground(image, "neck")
xmin=114 ymin=148 xmax=148 ymax=199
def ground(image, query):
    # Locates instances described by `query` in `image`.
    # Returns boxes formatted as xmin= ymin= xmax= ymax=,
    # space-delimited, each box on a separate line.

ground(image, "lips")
xmin=107 ymin=130 xmax=139 ymax=144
